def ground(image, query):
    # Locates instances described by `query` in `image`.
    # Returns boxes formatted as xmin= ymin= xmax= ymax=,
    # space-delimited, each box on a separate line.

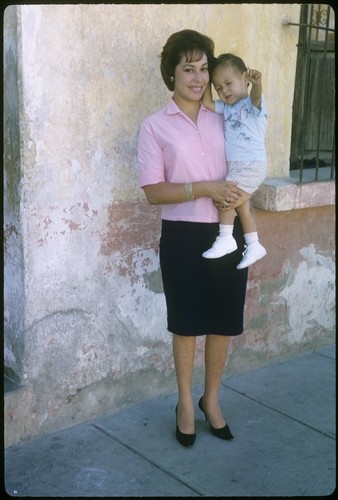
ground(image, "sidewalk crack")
xmin=223 ymin=384 xmax=335 ymax=440
xmin=91 ymin=423 xmax=205 ymax=496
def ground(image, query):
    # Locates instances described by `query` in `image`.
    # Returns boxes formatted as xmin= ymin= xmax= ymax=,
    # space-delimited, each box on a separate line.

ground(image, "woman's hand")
xmin=205 ymin=180 xmax=248 ymax=210
xmin=142 ymin=180 xmax=249 ymax=208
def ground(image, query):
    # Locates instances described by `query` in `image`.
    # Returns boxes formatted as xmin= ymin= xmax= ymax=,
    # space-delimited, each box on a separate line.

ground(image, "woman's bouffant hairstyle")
xmin=160 ymin=29 xmax=215 ymax=91
xmin=213 ymin=53 xmax=247 ymax=75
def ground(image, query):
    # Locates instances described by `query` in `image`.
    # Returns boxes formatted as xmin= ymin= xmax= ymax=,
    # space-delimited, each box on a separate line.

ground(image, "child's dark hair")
xmin=212 ymin=53 xmax=247 ymax=75
xmin=160 ymin=29 xmax=215 ymax=91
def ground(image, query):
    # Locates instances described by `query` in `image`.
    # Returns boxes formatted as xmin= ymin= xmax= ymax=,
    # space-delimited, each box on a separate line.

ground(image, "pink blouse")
xmin=138 ymin=98 xmax=227 ymax=223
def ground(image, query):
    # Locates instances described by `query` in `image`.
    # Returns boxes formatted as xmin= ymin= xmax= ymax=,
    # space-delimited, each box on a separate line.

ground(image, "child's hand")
xmin=246 ymin=69 xmax=262 ymax=85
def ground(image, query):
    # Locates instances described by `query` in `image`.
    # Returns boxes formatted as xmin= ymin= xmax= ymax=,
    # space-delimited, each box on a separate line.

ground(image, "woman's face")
xmin=173 ymin=52 xmax=209 ymax=103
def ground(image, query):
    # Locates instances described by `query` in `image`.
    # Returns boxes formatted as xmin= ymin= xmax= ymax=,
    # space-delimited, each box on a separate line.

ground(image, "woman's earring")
xmin=170 ymin=76 xmax=174 ymax=82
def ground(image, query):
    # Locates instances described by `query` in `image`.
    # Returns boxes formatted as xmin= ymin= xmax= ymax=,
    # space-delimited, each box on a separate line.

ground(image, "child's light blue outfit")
xmin=215 ymin=95 xmax=267 ymax=194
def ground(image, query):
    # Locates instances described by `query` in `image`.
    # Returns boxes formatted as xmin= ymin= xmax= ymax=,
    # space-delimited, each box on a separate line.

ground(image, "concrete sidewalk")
xmin=5 ymin=345 xmax=336 ymax=497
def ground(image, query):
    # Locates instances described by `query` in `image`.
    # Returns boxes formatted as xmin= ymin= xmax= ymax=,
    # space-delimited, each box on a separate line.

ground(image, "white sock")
xmin=244 ymin=232 xmax=259 ymax=245
xmin=219 ymin=224 xmax=234 ymax=236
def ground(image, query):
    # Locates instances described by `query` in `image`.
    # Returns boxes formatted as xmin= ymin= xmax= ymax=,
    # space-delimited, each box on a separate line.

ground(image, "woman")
xmin=138 ymin=29 xmax=248 ymax=447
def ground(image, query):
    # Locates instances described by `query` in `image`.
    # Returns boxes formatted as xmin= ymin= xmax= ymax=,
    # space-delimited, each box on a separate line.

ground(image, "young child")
xmin=202 ymin=53 xmax=267 ymax=269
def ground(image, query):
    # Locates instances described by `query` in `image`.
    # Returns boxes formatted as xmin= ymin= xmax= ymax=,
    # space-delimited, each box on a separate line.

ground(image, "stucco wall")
xmin=5 ymin=4 xmax=335 ymax=446
xmin=229 ymin=205 xmax=335 ymax=373
xmin=4 ymin=5 xmax=26 ymax=384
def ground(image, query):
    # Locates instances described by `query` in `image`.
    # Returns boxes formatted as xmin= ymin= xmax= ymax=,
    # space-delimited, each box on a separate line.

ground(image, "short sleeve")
xmin=138 ymin=120 xmax=165 ymax=188
xmin=249 ymin=95 xmax=268 ymax=118
xmin=215 ymin=99 xmax=225 ymax=115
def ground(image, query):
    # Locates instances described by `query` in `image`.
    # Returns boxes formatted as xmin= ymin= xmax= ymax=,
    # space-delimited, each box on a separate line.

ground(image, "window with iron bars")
xmin=287 ymin=4 xmax=335 ymax=183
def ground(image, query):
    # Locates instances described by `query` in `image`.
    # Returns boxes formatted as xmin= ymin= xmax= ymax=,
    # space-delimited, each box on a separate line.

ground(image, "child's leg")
xmin=218 ymin=207 xmax=235 ymax=226
xmin=202 ymin=209 xmax=237 ymax=259
xmin=236 ymin=198 xmax=267 ymax=269
xmin=235 ymin=198 xmax=256 ymax=234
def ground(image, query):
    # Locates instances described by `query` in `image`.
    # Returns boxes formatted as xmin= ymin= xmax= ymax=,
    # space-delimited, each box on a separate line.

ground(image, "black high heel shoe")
xmin=175 ymin=405 xmax=196 ymax=447
xmin=198 ymin=397 xmax=233 ymax=440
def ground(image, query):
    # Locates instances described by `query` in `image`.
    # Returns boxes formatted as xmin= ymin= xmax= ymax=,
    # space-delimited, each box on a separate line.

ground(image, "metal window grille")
xmin=285 ymin=4 xmax=335 ymax=183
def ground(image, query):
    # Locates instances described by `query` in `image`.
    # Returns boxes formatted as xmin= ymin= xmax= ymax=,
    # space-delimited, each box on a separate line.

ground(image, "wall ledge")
xmin=252 ymin=177 xmax=335 ymax=212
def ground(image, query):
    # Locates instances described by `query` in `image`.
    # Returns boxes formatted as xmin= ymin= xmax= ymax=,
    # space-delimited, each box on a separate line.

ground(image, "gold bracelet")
xmin=184 ymin=182 xmax=195 ymax=201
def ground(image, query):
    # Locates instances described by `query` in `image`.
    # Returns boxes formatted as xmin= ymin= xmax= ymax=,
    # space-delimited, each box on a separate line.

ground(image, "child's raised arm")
xmin=202 ymin=82 xmax=216 ymax=112
xmin=246 ymin=69 xmax=262 ymax=109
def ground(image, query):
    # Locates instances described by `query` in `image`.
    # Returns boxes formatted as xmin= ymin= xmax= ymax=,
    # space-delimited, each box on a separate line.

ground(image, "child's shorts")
xmin=226 ymin=160 xmax=267 ymax=194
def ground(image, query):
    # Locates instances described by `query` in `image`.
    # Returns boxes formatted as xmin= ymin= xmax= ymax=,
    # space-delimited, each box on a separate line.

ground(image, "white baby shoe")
xmin=202 ymin=235 xmax=238 ymax=259
xmin=236 ymin=241 xmax=267 ymax=269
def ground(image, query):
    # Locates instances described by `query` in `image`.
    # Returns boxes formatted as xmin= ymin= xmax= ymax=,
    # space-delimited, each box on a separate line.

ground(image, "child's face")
xmin=212 ymin=65 xmax=248 ymax=105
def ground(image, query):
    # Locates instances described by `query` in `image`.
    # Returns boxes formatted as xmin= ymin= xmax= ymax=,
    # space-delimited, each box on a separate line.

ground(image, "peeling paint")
xmin=4 ymin=224 xmax=19 ymax=255
xmin=62 ymin=218 xmax=85 ymax=232
xmin=280 ymin=244 xmax=335 ymax=342
xmin=99 ymin=201 xmax=161 ymax=257
xmin=143 ymin=268 xmax=163 ymax=294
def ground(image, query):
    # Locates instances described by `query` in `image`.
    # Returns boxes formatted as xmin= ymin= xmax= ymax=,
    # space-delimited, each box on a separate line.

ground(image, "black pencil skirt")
xmin=159 ymin=218 xmax=248 ymax=336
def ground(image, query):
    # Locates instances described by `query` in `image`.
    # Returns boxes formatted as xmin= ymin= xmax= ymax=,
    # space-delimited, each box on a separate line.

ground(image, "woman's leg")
xmin=172 ymin=334 xmax=196 ymax=433
xmin=202 ymin=334 xmax=230 ymax=427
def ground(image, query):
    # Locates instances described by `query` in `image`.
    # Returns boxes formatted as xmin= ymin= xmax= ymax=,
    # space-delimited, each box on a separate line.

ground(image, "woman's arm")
xmin=143 ymin=180 xmax=244 ymax=208
xmin=201 ymin=82 xmax=216 ymax=112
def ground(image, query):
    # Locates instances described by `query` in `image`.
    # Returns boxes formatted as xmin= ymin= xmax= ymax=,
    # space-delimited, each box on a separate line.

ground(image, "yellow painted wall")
xmin=18 ymin=4 xmax=301 ymax=211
